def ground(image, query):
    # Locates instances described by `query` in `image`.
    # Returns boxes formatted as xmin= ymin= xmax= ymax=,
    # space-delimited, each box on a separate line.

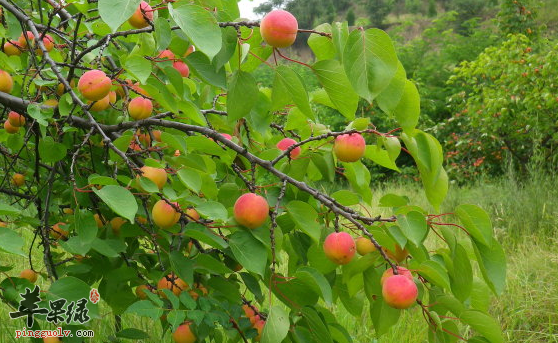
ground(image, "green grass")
xmin=1 ymin=174 xmax=557 ymax=342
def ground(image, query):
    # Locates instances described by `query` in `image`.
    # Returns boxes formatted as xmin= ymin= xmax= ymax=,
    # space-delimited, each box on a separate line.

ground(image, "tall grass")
xmin=1 ymin=174 xmax=557 ymax=342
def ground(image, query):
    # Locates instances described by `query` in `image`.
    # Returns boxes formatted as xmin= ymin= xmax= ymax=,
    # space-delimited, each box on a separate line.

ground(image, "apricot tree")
xmin=0 ymin=1 xmax=506 ymax=342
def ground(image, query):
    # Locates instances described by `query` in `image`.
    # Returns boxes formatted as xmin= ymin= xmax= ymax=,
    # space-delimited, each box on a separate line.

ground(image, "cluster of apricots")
xmin=323 ymin=232 xmax=417 ymax=309
xmin=3 ymin=31 xmax=55 ymax=57
xmin=3 ymin=111 xmax=25 ymax=134
xmin=242 ymin=304 xmax=266 ymax=341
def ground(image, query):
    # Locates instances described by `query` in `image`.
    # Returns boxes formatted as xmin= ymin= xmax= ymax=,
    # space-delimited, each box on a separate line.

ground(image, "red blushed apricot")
xmin=382 ymin=275 xmax=418 ymax=309
xmin=128 ymin=1 xmax=153 ymax=29
xmin=233 ymin=193 xmax=269 ymax=229
xmin=8 ymin=111 xmax=25 ymax=127
xmin=50 ymin=222 xmax=68 ymax=240
xmin=276 ymin=138 xmax=300 ymax=158
xmin=4 ymin=120 xmax=19 ymax=134
xmin=0 ymin=69 xmax=14 ymax=94
xmin=381 ymin=266 xmax=413 ymax=285
xmin=254 ymin=319 xmax=265 ymax=341
xmin=35 ymin=34 xmax=55 ymax=55
xmin=152 ymin=130 xmax=162 ymax=142
xmin=158 ymin=49 xmax=175 ymax=60
xmin=242 ymin=304 xmax=256 ymax=317
xmin=333 ymin=133 xmax=366 ymax=162
xmin=88 ymin=94 xmax=111 ymax=111
xmin=183 ymin=45 xmax=195 ymax=57
xmin=108 ymin=91 xmax=117 ymax=104
xmin=323 ymin=232 xmax=356 ymax=265
xmin=152 ymin=200 xmax=181 ymax=228
xmin=20 ymin=269 xmax=38 ymax=283
xmin=128 ymin=97 xmax=153 ymax=120
xmin=173 ymin=61 xmax=190 ymax=77
xmin=3 ymin=41 xmax=22 ymax=56
xmin=249 ymin=314 xmax=260 ymax=325
xmin=138 ymin=165 xmax=167 ymax=189
xmin=355 ymin=237 xmax=376 ymax=255
xmin=78 ymin=70 xmax=112 ymax=101
xmin=185 ymin=208 xmax=200 ymax=221
xmin=18 ymin=31 xmax=35 ymax=48
xmin=172 ymin=322 xmax=196 ymax=343
xmin=11 ymin=173 xmax=25 ymax=187
xmin=221 ymin=133 xmax=232 ymax=140
xmin=260 ymin=10 xmax=298 ymax=48
xmin=158 ymin=273 xmax=188 ymax=297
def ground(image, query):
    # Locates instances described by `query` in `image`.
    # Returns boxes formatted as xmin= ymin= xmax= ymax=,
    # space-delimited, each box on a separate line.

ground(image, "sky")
xmin=238 ymin=0 xmax=268 ymax=19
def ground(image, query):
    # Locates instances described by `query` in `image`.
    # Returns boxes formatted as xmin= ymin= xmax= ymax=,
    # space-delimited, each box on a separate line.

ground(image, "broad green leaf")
xmin=196 ymin=201 xmax=227 ymax=222
xmin=286 ymin=201 xmax=321 ymax=243
xmin=0 ymin=228 xmax=25 ymax=256
xmin=185 ymin=52 xmax=227 ymax=88
xmin=343 ymin=161 xmax=372 ymax=204
xmin=0 ymin=203 xmax=19 ymax=216
xmin=331 ymin=190 xmax=360 ymax=206
xmin=261 ymin=306 xmax=290 ymax=343
xmin=125 ymin=55 xmax=152 ymax=84
xmin=370 ymin=299 xmax=401 ymax=336
xmin=207 ymin=276 xmax=241 ymax=303
xmin=125 ymin=300 xmax=164 ymax=321
xmin=308 ymin=24 xmax=335 ymax=61
xmin=472 ymin=238 xmax=506 ymax=295
xmin=296 ymin=266 xmax=333 ymax=305
xmin=379 ymin=194 xmax=409 ymax=207
xmin=460 ymin=310 xmax=504 ymax=343
xmin=39 ymin=137 xmax=67 ymax=163
xmin=48 ymin=276 xmax=99 ymax=321
xmin=456 ymin=204 xmax=493 ymax=247
xmin=93 ymin=185 xmax=138 ymax=222
xmin=194 ymin=254 xmax=232 ymax=275
xmin=116 ymin=328 xmax=150 ymax=339
xmin=169 ymin=3 xmax=222 ymax=59
xmin=393 ymin=80 xmax=420 ymax=132
xmin=364 ymin=145 xmax=400 ymax=171
xmin=92 ymin=238 xmax=126 ymax=257
xmin=227 ymin=70 xmax=259 ymax=120
xmin=449 ymin=243 xmax=473 ymax=302
xmin=397 ymin=211 xmax=427 ymax=246
xmin=98 ymin=0 xmax=141 ymax=32
xmin=272 ymin=66 xmax=313 ymax=119
xmin=184 ymin=223 xmax=228 ymax=250
xmin=170 ymin=251 xmax=194 ymax=285
xmin=376 ymin=61 xmax=407 ymax=114
xmin=300 ymin=307 xmax=334 ymax=343
xmin=272 ymin=276 xmax=319 ymax=308
xmin=313 ymin=59 xmax=358 ymax=120
xmin=418 ymin=260 xmax=450 ymax=290
xmin=229 ymin=231 xmax=267 ymax=276
xmin=471 ymin=278 xmax=491 ymax=313
xmin=343 ymin=28 xmax=398 ymax=102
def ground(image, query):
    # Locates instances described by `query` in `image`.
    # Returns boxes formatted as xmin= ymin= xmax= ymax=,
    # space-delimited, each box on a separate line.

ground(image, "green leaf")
xmin=169 ymin=3 xmax=222 ymax=59
xmin=472 ymin=238 xmax=506 ymax=295
xmin=456 ymin=204 xmax=493 ymax=247
xmin=125 ymin=55 xmax=152 ymax=84
xmin=286 ymin=201 xmax=321 ymax=243
xmin=331 ymin=190 xmax=360 ymax=206
xmin=92 ymin=238 xmax=126 ymax=257
xmin=93 ymin=185 xmax=138 ymax=222
xmin=460 ymin=310 xmax=504 ymax=343
xmin=364 ymin=145 xmax=400 ymax=171
xmin=48 ymin=276 xmax=99 ymax=321
xmin=272 ymin=66 xmax=313 ymax=119
xmin=449 ymin=243 xmax=473 ymax=302
xmin=370 ymin=299 xmax=401 ymax=336
xmin=313 ymin=59 xmax=358 ymax=120
xmin=397 ymin=211 xmax=427 ymax=246
xmin=170 ymin=251 xmax=194 ymax=285
xmin=376 ymin=61 xmax=407 ymax=115
xmin=98 ymin=0 xmax=141 ymax=32
xmin=296 ymin=266 xmax=333 ymax=305
xmin=227 ymin=70 xmax=259 ymax=120
xmin=0 ymin=228 xmax=25 ymax=256
xmin=379 ymin=194 xmax=409 ymax=207
xmin=0 ymin=203 xmax=19 ymax=216
xmin=418 ymin=260 xmax=450 ymax=290
xmin=261 ymin=306 xmax=290 ymax=343
xmin=207 ymin=276 xmax=241 ymax=303
xmin=343 ymin=28 xmax=398 ymax=103
xmin=300 ymin=307 xmax=334 ymax=343
xmin=125 ymin=300 xmax=164 ymax=321
xmin=184 ymin=223 xmax=228 ymax=249
xmin=195 ymin=201 xmax=228 ymax=222
xmin=229 ymin=231 xmax=267 ymax=276
xmin=308 ymin=24 xmax=335 ymax=61
xmin=39 ymin=137 xmax=67 ymax=163
xmin=116 ymin=328 xmax=150 ymax=339
xmin=393 ymin=80 xmax=420 ymax=132
xmin=185 ymin=52 xmax=227 ymax=89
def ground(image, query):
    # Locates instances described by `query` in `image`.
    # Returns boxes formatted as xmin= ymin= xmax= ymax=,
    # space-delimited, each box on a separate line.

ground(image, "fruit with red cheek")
xmin=4 ymin=120 xmax=19 ymax=134
xmin=0 ymin=69 xmax=14 ymax=94
xmin=260 ymin=10 xmax=298 ymax=48
xmin=382 ymin=275 xmax=418 ymax=309
xmin=138 ymin=165 xmax=167 ymax=189
xmin=323 ymin=232 xmax=356 ymax=265
xmin=20 ymin=269 xmax=38 ymax=283
xmin=233 ymin=193 xmax=269 ymax=229
xmin=173 ymin=61 xmax=190 ymax=77
xmin=35 ymin=34 xmax=55 ymax=55
xmin=3 ymin=41 xmax=22 ymax=56
xmin=249 ymin=315 xmax=260 ymax=325
xmin=276 ymin=138 xmax=300 ymax=158
xmin=78 ymin=70 xmax=112 ymax=101
xmin=172 ymin=322 xmax=196 ymax=343
xmin=333 ymin=133 xmax=366 ymax=162
xmin=8 ymin=112 xmax=25 ymax=127
xmin=152 ymin=200 xmax=181 ymax=228
xmin=128 ymin=97 xmax=153 ymax=120
xmin=128 ymin=1 xmax=153 ymax=29
xmin=221 ymin=133 xmax=232 ymax=140
xmin=253 ymin=319 xmax=265 ymax=341
xmin=152 ymin=130 xmax=162 ymax=142
xmin=242 ymin=304 xmax=256 ymax=317
xmin=50 ymin=222 xmax=69 ymax=240
xmin=158 ymin=49 xmax=175 ymax=60
xmin=380 ymin=266 xmax=413 ymax=285
xmin=18 ymin=31 xmax=35 ymax=48
xmin=355 ymin=237 xmax=376 ymax=255
xmin=183 ymin=45 xmax=195 ymax=57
